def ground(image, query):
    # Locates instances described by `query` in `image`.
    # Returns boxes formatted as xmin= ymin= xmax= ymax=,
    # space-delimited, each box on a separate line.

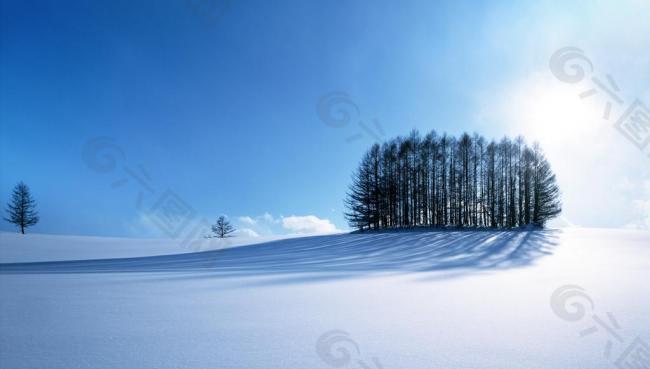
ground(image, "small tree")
xmin=211 ymin=216 xmax=235 ymax=238
xmin=4 ymin=181 xmax=39 ymax=234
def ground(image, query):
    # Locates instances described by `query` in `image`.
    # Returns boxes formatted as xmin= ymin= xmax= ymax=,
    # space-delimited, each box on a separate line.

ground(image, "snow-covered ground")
xmin=1 ymin=228 xmax=649 ymax=369
xmin=0 ymin=232 xmax=294 ymax=263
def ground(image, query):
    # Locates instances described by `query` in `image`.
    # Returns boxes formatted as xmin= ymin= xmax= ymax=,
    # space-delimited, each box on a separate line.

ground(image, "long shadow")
xmin=0 ymin=230 xmax=561 ymax=283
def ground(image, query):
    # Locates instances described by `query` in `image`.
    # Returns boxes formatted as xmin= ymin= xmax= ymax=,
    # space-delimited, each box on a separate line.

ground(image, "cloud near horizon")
xmin=280 ymin=215 xmax=340 ymax=235
xmin=233 ymin=228 xmax=260 ymax=238
xmin=233 ymin=213 xmax=343 ymax=236
xmin=237 ymin=216 xmax=256 ymax=226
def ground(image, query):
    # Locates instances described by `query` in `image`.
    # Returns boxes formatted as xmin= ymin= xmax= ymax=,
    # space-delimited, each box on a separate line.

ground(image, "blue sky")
xmin=2 ymin=0 xmax=649 ymax=237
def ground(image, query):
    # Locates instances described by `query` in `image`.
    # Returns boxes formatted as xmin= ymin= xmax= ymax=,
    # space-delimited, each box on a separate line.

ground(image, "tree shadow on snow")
xmin=0 ymin=229 xmax=560 ymax=284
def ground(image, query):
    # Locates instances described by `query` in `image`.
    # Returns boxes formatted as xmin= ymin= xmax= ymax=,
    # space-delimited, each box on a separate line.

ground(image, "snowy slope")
xmin=0 ymin=231 xmax=294 ymax=263
xmin=1 ymin=228 xmax=649 ymax=369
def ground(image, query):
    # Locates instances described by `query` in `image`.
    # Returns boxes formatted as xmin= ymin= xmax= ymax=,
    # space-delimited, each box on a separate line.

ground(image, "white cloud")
xmin=234 ymin=228 xmax=260 ymax=238
xmin=237 ymin=216 xmax=256 ymax=226
xmin=233 ymin=213 xmax=343 ymax=236
xmin=280 ymin=215 xmax=340 ymax=235
xmin=262 ymin=212 xmax=279 ymax=224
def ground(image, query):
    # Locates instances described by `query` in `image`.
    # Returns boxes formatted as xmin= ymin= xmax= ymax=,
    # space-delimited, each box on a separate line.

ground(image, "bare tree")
xmin=531 ymin=143 xmax=562 ymax=226
xmin=4 ymin=181 xmax=39 ymax=234
xmin=211 ymin=216 xmax=236 ymax=238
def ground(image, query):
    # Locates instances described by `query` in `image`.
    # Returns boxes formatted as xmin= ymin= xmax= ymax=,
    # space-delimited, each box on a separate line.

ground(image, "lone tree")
xmin=4 ymin=181 xmax=39 ymax=234
xmin=211 ymin=216 xmax=236 ymax=238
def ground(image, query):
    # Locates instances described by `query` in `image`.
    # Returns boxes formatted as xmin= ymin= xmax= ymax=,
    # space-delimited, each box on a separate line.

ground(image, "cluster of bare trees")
xmin=345 ymin=130 xmax=561 ymax=231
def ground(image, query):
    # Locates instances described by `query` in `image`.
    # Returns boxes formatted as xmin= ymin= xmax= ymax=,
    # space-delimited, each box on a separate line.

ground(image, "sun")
xmin=505 ymin=77 xmax=605 ymax=149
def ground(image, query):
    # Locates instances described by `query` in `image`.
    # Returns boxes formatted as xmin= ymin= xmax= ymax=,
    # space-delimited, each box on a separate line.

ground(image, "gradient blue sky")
xmin=2 ymin=0 xmax=649 ymax=237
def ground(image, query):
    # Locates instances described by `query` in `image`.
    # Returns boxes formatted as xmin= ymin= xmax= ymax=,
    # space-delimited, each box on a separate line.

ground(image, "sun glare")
xmin=508 ymin=81 xmax=604 ymax=149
